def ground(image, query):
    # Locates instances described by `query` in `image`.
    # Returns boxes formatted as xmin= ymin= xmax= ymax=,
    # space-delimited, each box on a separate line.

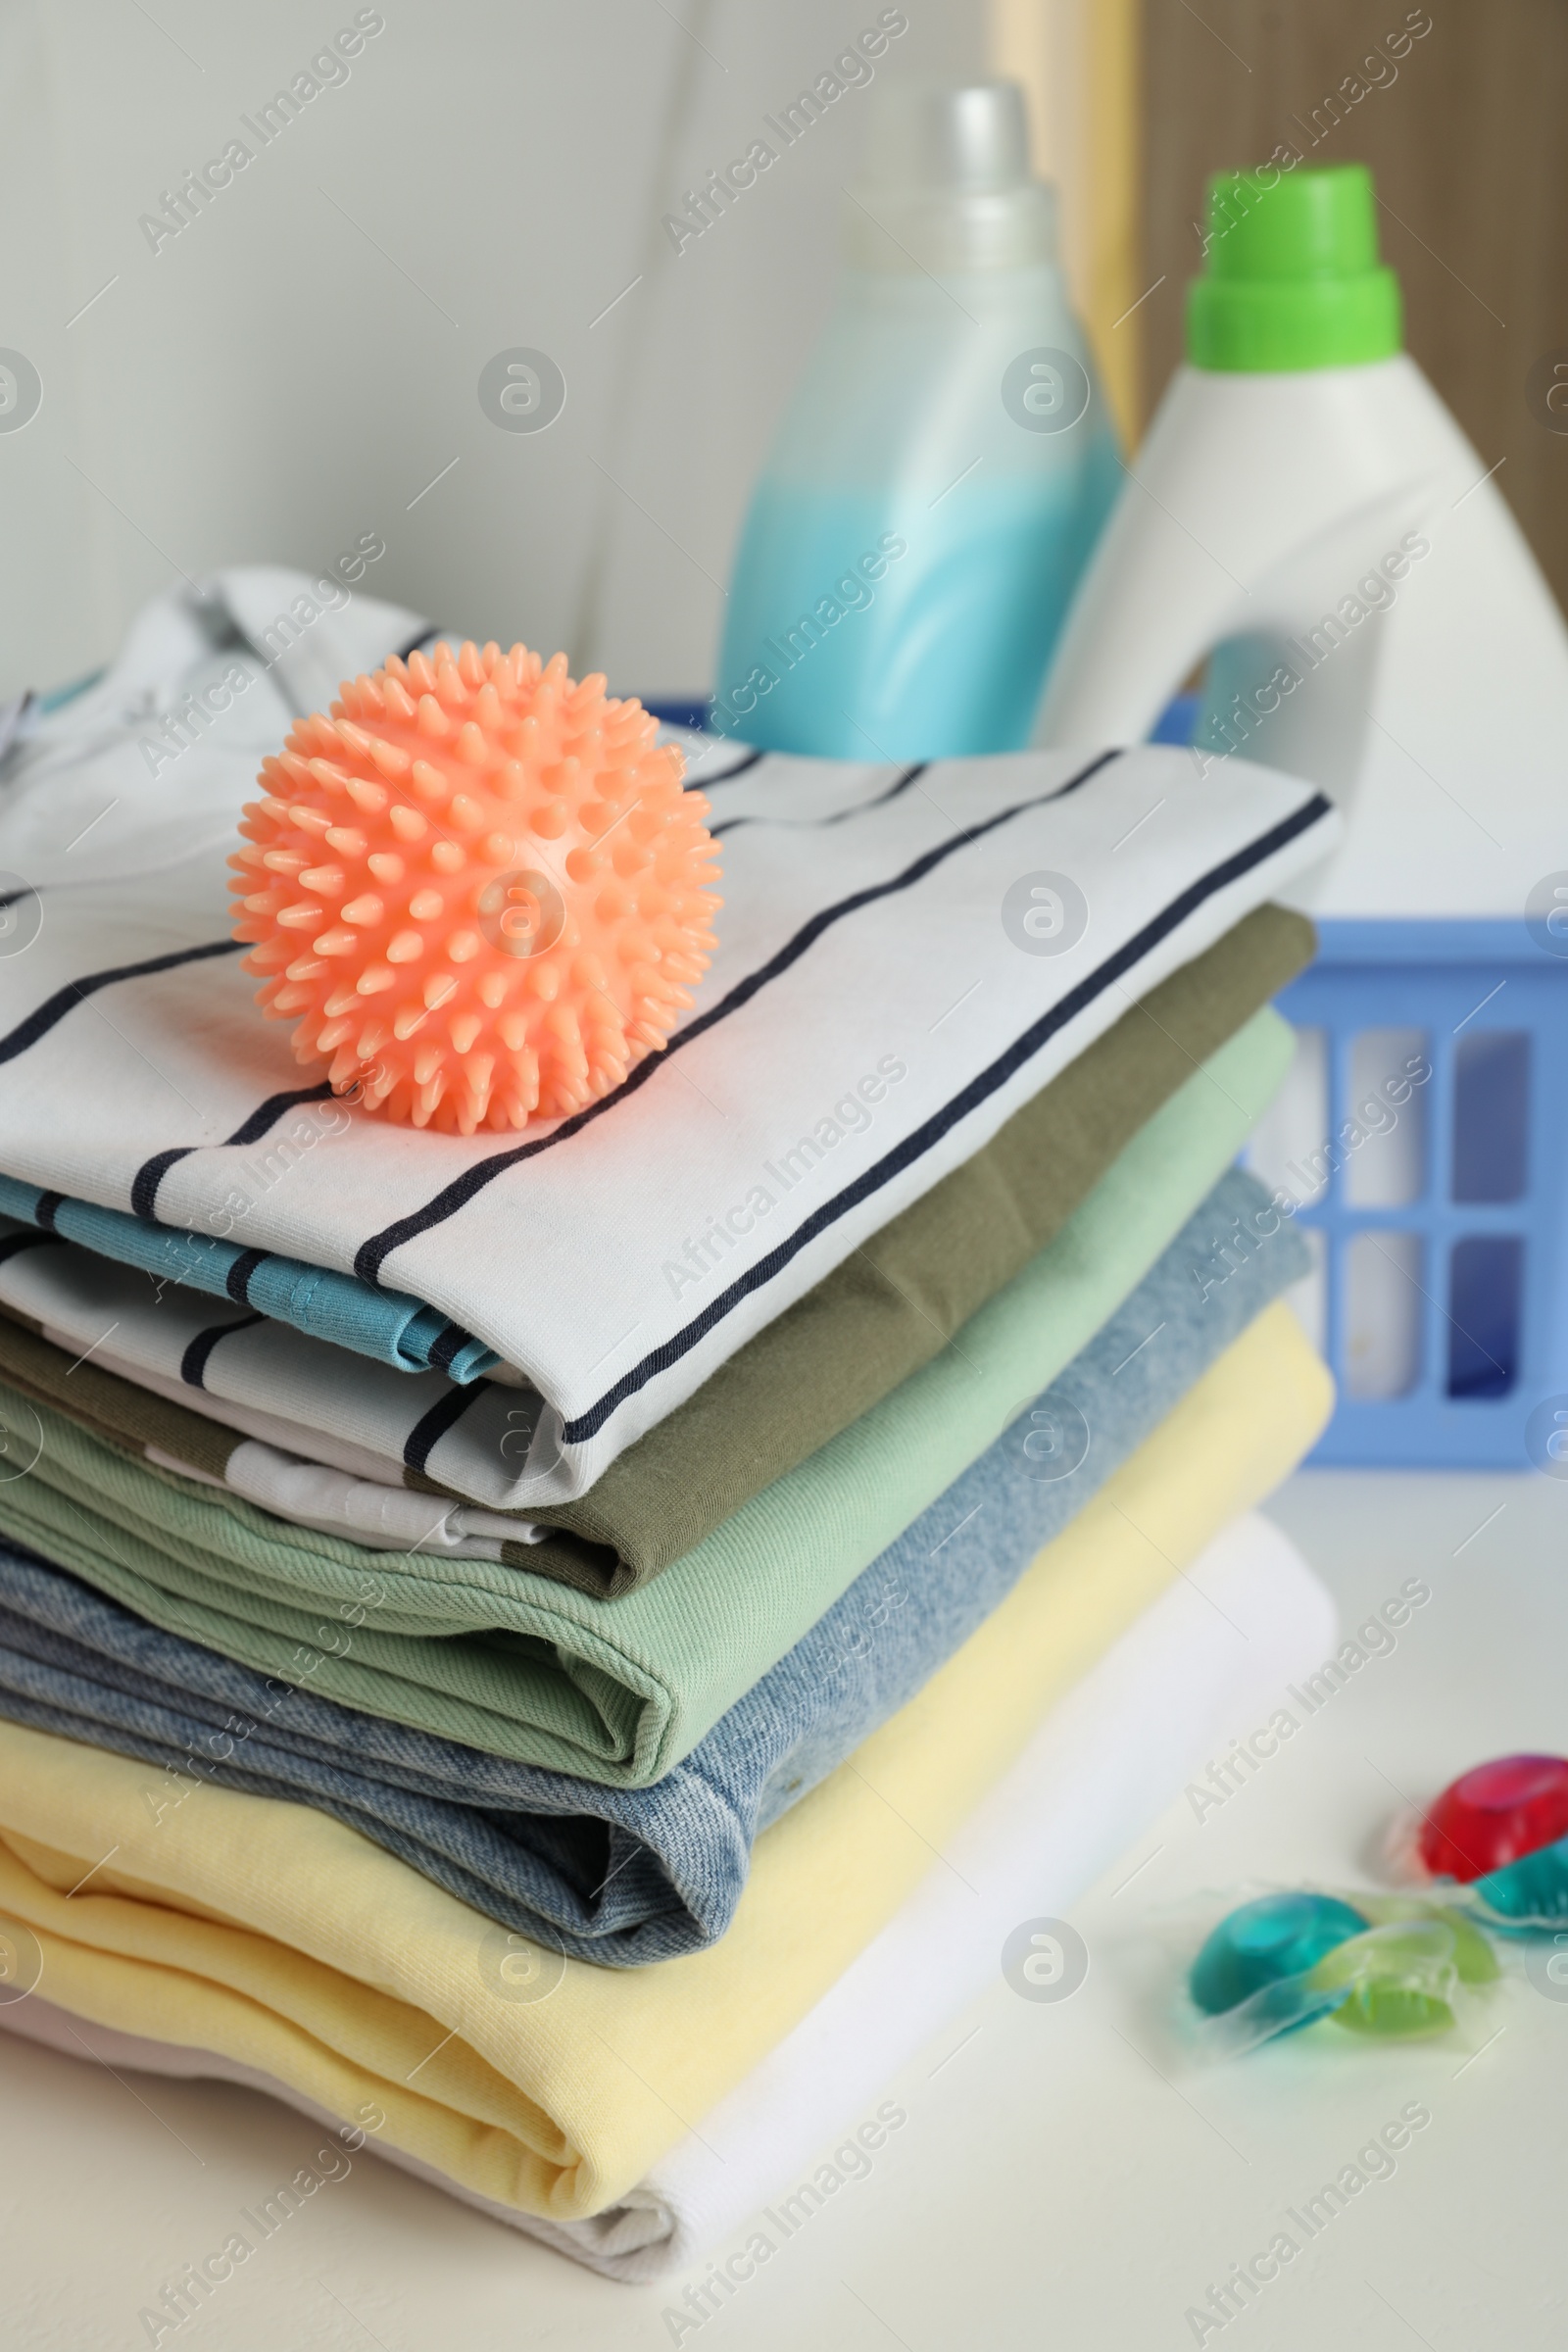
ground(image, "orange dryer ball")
xmin=229 ymin=641 xmax=722 ymax=1134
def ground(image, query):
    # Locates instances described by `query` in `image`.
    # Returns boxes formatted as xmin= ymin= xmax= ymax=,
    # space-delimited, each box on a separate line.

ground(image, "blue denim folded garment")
xmin=0 ymin=1178 xmax=496 ymax=1381
xmin=0 ymin=1168 xmax=1304 ymax=1963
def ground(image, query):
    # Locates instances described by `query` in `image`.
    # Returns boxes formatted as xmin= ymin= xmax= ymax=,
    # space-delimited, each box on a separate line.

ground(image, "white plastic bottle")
xmin=1034 ymin=163 xmax=1568 ymax=917
xmin=713 ymin=80 xmax=1119 ymax=760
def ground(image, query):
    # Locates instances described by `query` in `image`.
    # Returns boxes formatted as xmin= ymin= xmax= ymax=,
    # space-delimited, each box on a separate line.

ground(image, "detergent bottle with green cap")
xmin=1035 ymin=162 xmax=1568 ymax=919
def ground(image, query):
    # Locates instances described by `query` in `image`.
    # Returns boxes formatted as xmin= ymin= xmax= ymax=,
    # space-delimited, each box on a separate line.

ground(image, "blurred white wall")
xmin=0 ymin=0 xmax=985 ymax=704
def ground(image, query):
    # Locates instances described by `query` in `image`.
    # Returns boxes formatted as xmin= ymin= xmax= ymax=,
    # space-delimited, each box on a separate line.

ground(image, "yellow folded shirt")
xmin=0 ymin=1301 xmax=1330 ymax=2221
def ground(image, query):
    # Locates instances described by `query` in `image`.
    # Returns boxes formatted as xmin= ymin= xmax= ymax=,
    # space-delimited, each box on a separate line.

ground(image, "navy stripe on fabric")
xmin=32 ymin=1194 xmax=63 ymax=1233
xmin=425 ymin=1321 xmax=472 ymax=1375
xmin=224 ymin=1248 xmax=270 ymax=1304
xmin=129 ymin=1152 xmax=194 ymax=1221
xmin=223 ymin=1081 xmax=336 ymax=1148
xmin=402 ymin=1378 xmax=488 ymax=1474
xmin=353 ymin=751 xmax=1120 ymax=1286
xmin=694 ymin=747 xmax=766 ymax=788
xmin=0 ymin=1231 xmax=63 ymax=1266
xmin=129 ymin=1083 xmax=335 ymax=1219
xmin=0 ymin=939 xmax=243 ymax=1069
xmin=559 ymin=791 xmax=1337 ymax=1444
xmin=709 ymin=762 xmax=928 ymax=842
xmin=179 ymin=1312 xmax=264 ymax=1390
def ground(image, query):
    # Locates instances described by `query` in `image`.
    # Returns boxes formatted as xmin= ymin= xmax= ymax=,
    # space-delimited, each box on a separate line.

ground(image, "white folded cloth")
xmin=0 ymin=574 xmax=1338 ymax=1498
xmin=0 ymin=1510 xmax=1334 ymax=2279
xmin=140 ymin=1442 xmax=540 ymax=1556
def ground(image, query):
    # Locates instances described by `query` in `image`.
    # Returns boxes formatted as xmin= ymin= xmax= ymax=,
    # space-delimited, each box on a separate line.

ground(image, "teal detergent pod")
xmin=713 ymin=79 xmax=1120 ymax=760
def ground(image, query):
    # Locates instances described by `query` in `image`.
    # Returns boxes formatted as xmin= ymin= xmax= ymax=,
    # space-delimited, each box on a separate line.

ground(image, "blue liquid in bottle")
xmin=719 ymin=451 xmax=1119 ymax=760
xmin=714 ymin=82 xmax=1122 ymax=761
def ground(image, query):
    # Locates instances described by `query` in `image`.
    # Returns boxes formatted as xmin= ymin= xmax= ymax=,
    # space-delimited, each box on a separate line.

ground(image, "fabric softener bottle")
xmin=713 ymin=79 xmax=1120 ymax=760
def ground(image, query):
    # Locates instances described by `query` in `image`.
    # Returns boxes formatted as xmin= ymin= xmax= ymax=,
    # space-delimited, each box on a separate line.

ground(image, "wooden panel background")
xmin=1140 ymin=0 xmax=1568 ymax=607
xmin=990 ymin=0 xmax=1147 ymax=444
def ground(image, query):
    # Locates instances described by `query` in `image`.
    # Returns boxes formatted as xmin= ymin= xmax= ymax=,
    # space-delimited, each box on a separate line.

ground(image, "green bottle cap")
xmin=1186 ymin=163 xmax=1402 ymax=371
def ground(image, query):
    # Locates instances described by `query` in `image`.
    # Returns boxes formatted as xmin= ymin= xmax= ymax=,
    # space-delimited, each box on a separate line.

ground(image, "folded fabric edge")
xmin=0 ymin=905 xmax=1312 ymax=1594
xmin=0 ymin=1508 xmax=1338 ymax=2282
xmin=0 ymin=1008 xmax=1299 ymax=1802
xmin=0 ymin=1181 xmax=498 ymax=1381
xmin=0 ymin=1168 xmax=1302 ymax=1968
xmin=0 ymin=1302 xmax=1333 ymax=2224
xmin=524 ymin=901 xmax=1319 ymax=1570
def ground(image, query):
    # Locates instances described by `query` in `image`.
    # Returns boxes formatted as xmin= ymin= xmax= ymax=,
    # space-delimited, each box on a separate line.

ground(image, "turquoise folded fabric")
xmin=0 ymin=1174 xmax=496 ymax=1381
xmin=0 ymin=1007 xmax=1294 ymax=1785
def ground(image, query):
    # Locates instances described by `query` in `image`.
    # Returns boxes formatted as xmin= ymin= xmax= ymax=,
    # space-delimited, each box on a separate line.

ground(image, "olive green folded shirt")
xmin=530 ymin=906 xmax=1311 ymax=1587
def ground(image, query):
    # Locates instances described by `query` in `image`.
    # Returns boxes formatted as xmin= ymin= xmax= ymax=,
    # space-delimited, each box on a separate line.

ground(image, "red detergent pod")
xmin=1419 ymin=1753 xmax=1568 ymax=1882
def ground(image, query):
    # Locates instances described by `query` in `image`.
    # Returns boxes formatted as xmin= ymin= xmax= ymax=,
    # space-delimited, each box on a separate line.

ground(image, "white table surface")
xmin=3 ymin=1466 xmax=1564 ymax=2352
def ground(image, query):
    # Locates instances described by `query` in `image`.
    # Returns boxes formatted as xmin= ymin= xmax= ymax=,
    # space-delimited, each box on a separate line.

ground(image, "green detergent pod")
xmin=1307 ymin=1921 xmax=1461 ymax=2037
xmin=1355 ymin=1894 xmax=1500 ymax=1984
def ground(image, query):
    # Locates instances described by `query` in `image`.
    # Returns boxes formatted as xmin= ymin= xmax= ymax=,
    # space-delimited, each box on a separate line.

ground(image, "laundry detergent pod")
xmin=1470 ymin=1835 xmax=1568 ymax=1928
xmin=1355 ymin=1894 xmax=1500 ymax=1984
xmin=1190 ymin=1890 xmax=1368 ymax=2019
xmin=1186 ymin=1892 xmax=1488 ymax=2059
xmin=1306 ymin=1920 xmax=1461 ymax=2037
xmin=1419 ymin=1752 xmax=1568 ymax=1882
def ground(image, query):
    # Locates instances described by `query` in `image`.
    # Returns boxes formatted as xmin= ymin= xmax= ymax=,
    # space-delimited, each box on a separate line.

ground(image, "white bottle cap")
xmin=846 ymin=79 xmax=1057 ymax=272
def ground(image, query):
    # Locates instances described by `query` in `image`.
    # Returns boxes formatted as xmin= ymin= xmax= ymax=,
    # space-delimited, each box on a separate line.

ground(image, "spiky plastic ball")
xmin=229 ymin=641 xmax=721 ymax=1133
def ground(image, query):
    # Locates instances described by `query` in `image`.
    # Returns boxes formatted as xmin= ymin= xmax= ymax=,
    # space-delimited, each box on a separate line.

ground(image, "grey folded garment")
xmin=0 ymin=1169 xmax=1304 ymax=1965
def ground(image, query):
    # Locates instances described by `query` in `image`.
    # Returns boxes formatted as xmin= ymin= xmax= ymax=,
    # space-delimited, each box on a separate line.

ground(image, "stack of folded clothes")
xmin=0 ymin=573 xmax=1339 ymax=2281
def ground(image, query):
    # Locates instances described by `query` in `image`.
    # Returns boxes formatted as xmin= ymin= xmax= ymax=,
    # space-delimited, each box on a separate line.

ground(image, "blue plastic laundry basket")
xmin=1266 ymin=918 xmax=1568 ymax=1469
